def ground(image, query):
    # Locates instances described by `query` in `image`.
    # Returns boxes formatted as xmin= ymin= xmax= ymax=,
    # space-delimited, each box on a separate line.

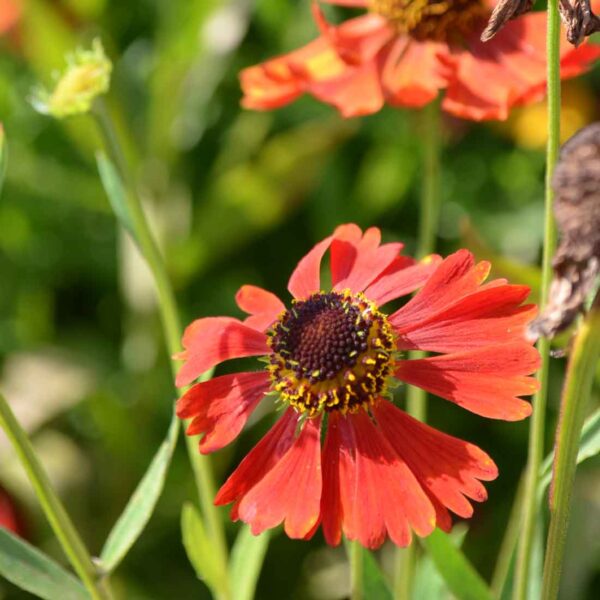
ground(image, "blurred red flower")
xmin=0 ymin=0 xmax=20 ymax=35
xmin=240 ymin=0 xmax=600 ymax=120
xmin=0 ymin=486 xmax=26 ymax=537
xmin=176 ymin=224 xmax=539 ymax=549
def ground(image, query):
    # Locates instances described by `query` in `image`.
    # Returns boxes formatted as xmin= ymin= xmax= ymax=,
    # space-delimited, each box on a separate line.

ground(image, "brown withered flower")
xmin=529 ymin=123 xmax=600 ymax=339
xmin=482 ymin=0 xmax=600 ymax=45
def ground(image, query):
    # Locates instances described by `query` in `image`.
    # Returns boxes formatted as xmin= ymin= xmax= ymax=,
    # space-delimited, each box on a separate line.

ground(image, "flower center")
xmin=268 ymin=291 xmax=395 ymax=416
xmin=370 ymin=0 xmax=488 ymax=42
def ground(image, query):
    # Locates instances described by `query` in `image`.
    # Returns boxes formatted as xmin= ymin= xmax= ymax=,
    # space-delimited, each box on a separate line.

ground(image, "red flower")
xmin=176 ymin=224 xmax=539 ymax=549
xmin=240 ymin=0 xmax=600 ymax=121
xmin=0 ymin=486 xmax=26 ymax=537
xmin=0 ymin=0 xmax=20 ymax=36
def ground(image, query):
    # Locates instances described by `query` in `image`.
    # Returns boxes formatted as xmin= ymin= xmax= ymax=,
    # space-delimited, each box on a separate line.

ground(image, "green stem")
xmin=0 ymin=394 xmax=112 ymax=600
xmin=541 ymin=296 xmax=600 ymax=600
xmin=514 ymin=3 xmax=560 ymax=598
xmin=395 ymin=98 xmax=442 ymax=600
xmin=349 ymin=541 xmax=363 ymax=600
xmin=93 ymin=101 xmax=230 ymax=599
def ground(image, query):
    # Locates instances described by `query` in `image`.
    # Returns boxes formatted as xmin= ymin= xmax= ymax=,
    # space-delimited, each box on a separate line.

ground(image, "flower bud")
xmin=31 ymin=38 xmax=112 ymax=119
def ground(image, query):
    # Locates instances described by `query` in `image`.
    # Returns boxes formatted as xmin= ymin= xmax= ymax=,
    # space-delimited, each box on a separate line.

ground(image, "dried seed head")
xmin=481 ymin=0 xmax=534 ymax=42
xmin=529 ymin=123 xmax=600 ymax=339
xmin=559 ymin=0 xmax=600 ymax=46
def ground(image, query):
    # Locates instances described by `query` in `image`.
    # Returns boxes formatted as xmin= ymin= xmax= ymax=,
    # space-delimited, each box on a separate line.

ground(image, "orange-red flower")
xmin=0 ymin=486 xmax=25 ymax=537
xmin=240 ymin=0 xmax=600 ymax=120
xmin=176 ymin=224 xmax=539 ymax=549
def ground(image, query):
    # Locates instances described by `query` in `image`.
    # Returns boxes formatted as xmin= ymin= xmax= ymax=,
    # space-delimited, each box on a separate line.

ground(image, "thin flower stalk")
xmin=541 ymin=293 xmax=600 ymax=599
xmin=92 ymin=100 xmax=230 ymax=598
xmin=0 ymin=394 xmax=113 ymax=600
xmin=514 ymin=2 xmax=561 ymax=597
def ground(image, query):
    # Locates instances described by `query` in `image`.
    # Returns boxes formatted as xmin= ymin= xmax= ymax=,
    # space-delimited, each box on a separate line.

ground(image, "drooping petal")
xmin=336 ymin=412 xmax=436 ymax=549
xmin=176 ymin=317 xmax=270 ymax=387
xmin=443 ymin=14 xmax=600 ymax=121
xmin=288 ymin=236 xmax=333 ymax=299
xmin=394 ymin=284 xmax=537 ymax=353
xmin=237 ymin=416 xmax=323 ymax=538
xmin=395 ymin=343 xmax=540 ymax=420
xmin=374 ymin=401 xmax=498 ymax=521
xmin=176 ymin=371 xmax=271 ymax=454
xmin=330 ymin=225 xmax=403 ymax=293
xmin=236 ymin=285 xmax=285 ymax=331
xmin=389 ymin=250 xmax=490 ymax=330
xmin=215 ymin=409 xmax=298 ymax=510
xmin=320 ymin=411 xmax=355 ymax=546
xmin=364 ymin=254 xmax=442 ymax=306
xmin=382 ymin=38 xmax=451 ymax=108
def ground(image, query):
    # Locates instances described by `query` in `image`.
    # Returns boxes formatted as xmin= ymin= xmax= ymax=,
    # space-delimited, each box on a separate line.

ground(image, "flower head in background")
xmin=0 ymin=486 xmax=26 ymax=538
xmin=0 ymin=0 xmax=20 ymax=36
xmin=31 ymin=38 xmax=112 ymax=119
xmin=240 ymin=0 xmax=600 ymax=121
xmin=176 ymin=224 xmax=539 ymax=549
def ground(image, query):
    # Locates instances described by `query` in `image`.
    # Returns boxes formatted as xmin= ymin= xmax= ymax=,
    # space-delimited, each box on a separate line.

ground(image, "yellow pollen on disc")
xmin=370 ymin=0 xmax=488 ymax=42
xmin=267 ymin=290 xmax=395 ymax=417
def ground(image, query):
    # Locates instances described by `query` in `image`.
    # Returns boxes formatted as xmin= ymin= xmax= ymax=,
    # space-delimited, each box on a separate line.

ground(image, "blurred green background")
xmin=0 ymin=0 xmax=598 ymax=598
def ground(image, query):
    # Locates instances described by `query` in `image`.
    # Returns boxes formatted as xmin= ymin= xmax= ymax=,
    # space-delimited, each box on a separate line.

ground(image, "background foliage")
xmin=0 ymin=0 xmax=598 ymax=598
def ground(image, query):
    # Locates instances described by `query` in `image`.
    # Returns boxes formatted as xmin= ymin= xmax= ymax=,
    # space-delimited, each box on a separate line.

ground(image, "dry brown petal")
xmin=529 ymin=123 xmax=600 ymax=339
xmin=481 ymin=0 xmax=535 ymax=42
xmin=559 ymin=0 xmax=600 ymax=46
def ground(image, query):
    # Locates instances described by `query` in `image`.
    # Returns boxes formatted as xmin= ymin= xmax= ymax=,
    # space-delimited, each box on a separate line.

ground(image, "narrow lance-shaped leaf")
xmin=421 ymin=529 xmax=494 ymax=600
xmin=181 ymin=502 xmax=224 ymax=596
xmin=0 ymin=528 xmax=88 ymax=600
xmin=99 ymin=411 xmax=179 ymax=572
xmin=229 ymin=526 xmax=270 ymax=600
xmin=0 ymin=124 xmax=7 ymax=197
xmin=96 ymin=151 xmax=135 ymax=238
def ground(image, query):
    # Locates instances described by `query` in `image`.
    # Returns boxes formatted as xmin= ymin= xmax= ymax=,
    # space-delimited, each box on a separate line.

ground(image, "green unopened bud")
xmin=32 ymin=39 xmax=112 ymax=119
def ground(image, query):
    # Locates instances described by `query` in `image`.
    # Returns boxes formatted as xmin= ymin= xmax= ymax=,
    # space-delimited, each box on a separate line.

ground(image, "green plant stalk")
xmin=93 ymin=101 xmax=230 ymax=599
xmin=541 ymin=296 xmax=600 ymax=599
xmin=350 ymin=541 xmax=364 ymax=600
xmin=514 ymin=3 xmax=560 ymax=597
xmin=395 ymin=99 xmax=442 ymax=600
xmin=0 ymin=394 xmax=112 ymax=600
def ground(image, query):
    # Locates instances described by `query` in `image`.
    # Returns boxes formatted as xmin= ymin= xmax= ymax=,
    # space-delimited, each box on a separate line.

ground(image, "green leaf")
xmin=181 ymin=502 xmax=223 ymax=594
xmin=0 ymin=528 xmax=87 ymax=600
xmin=229 ymin=526 xmax=270 ymax=600
xmin=99 ymin=411 xmax=179 ymax=572
xmin=421 ymin=529 xmax=494 ymax=600
xmin=343 ymin=540 xmax=393 ymax=600
xmin=540 ymin=407 xmax=600 ymax=494
xmin=96 ymin=151 xmax=135 ymax=237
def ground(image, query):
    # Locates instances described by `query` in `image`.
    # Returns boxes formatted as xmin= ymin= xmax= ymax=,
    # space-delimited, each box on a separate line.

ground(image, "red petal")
xmin=176 ymin=317 xmax=270 ymax=387
xmin=443 ymin=14 xmax=600 ymax=121
xmin=338 ymin=412 xmax=436 ymax=549
xmin=374 ymin=402 xmax=498 ymax=521
xmin=320 ymin=411 xmax=354 ymax=546
xmin=394 ymin=284 xmax=537 ymax=353
xmin=177 ymin=371 xmax=271 ymax=454
xmin=364 ymin=254 xmax=441 ymax=306
xmin=288 ymin=236 xmax=333 ymax=299
xmin=215 ymin=409 xmax=298 ymax=509
xmin=389 ymin=250 xmax=489 ymax=330
xmin=237 ymin=416 xmax=323 ymax=538
xmin=236 ymin=285 xmax=285 ymax=331
xmin=395 ymin=343 xmax=540 ymax=420
xmin=383 ymin=39 xmax=450 ymax=108
xmin=331 ymin=225 xmax=403 ymax=293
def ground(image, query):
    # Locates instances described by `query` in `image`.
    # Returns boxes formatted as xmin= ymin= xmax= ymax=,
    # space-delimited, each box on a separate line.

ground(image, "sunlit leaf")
xmin=229 ymin=526 xmax=270 ymax=600
xmin=421 ymin=529 xmax=494 ymax=600
xmin=181 ymin=502 xmax=223 ymax=595
xmin=99 ymin=412 xmax=179 ymax=572
xmin=0 ymin=528 xmax=87 ymax=600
